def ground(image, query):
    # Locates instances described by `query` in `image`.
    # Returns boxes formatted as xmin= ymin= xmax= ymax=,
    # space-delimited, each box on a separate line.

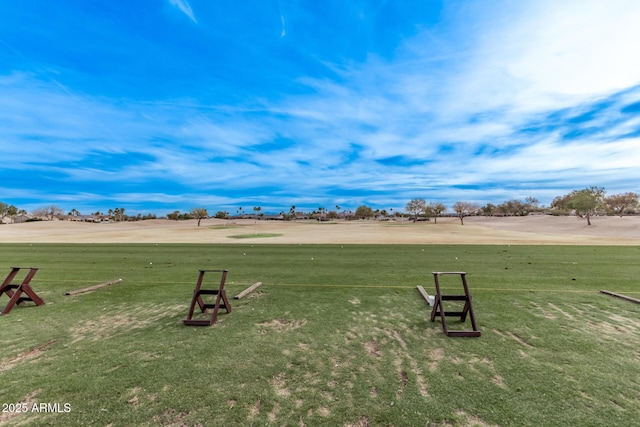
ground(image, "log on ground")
xmin=234 ymin=282 xmax=263 ymax=299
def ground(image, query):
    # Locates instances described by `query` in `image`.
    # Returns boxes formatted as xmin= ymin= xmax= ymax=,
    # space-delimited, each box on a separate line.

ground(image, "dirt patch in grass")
xmin=547 ymin=302 xmax=576 ymax=320
xmin=316 ymin=405 xmax=331 ymax=416
xmin=363 ymin=340 xmax=382 ymax=358
xmin=127 ymin=387 xmax=142 ymax=408
xmin=258 ymin=318 xmax=307 ymax=332
xmin=428 ymin=348 xmax=445 ymax=372
xmin=152 ymin=409 xmax=193 ymax=426
xmin=530 ymin=302 xmax=557 ymax=320
xmin=345 ymin=415 xmax=371 ymax=427
xmin=0 ymin=340 xmax=56 ymax=373
xmin=247 ymin=399 xmax=261 ymax=420
xmin=70 ymin=304 xmax=182 ymax=343
xmin=510 ymin=332 xmax=534 ymax=347
xmin=269 ymin=373 xmax=291 ymax=398
xmin=267 ymin=402 xmax=280 ymax=422
xmin=247 ymin=290 xmax=266 ymax=299
xmin=454 ymin=410 xmax=499 ymax=427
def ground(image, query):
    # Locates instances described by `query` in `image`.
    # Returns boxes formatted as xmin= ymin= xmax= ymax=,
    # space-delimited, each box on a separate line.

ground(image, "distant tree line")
xmin=549 ymin=187 xmax=638 ymax=225
xmin=1 ymin=188 xmax=638 ymax=227
xmin=404 ymin=188 xmax=639 ymax=226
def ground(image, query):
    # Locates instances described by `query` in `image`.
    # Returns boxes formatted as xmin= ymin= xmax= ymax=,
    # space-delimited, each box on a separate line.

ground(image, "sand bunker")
xmin=1 ymin=215 xmax=639 ymax=245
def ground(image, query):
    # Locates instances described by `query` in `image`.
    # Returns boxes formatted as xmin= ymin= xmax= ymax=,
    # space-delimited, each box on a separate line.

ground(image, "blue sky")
xmin=2 ymin=0 xmax=640 ymax=216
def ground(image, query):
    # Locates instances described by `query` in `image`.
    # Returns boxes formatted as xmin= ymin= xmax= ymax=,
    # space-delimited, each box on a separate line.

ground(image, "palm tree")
xmin=318 ymin=207 xmax=326 ymax=221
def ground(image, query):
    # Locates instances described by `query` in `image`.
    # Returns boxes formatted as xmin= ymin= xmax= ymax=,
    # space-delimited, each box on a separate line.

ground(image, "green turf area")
xmin=227 ymin=233 xmax=283 ymax=239
xmin=1 ymin=244 xmax=639 ymax=426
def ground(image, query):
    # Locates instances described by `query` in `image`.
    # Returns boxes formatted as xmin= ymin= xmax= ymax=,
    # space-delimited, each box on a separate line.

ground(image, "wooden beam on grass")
xmin=416 ymin=285 xmax=431 ymax=303
xmin=600 ymin=290 xmax=640 ymax=305
xmin=234 ymin=281 xmax=263 ymax=299
xmin=65 ymin=279 xmax=122 ymax=296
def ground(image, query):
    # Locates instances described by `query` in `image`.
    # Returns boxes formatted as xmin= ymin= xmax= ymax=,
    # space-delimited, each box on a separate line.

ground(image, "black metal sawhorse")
xmin=430 ymin=272 xmax=480 ymax=337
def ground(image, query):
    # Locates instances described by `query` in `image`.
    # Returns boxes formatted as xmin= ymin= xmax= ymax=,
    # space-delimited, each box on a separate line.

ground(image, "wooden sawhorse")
xmin=430 ymin=272 xmax=480 ymax=337
xmin=184 ymin=269 xmax=232 ymax=326
xmin=1 ymin=267 xmax=45 ymax=316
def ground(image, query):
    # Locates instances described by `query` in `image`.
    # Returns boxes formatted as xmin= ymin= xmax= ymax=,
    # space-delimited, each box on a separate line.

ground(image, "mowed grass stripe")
xmin=36 ymin=278 xmax=639 ymax=294
xmin=46 ymin=278 xmax=637 ymax=294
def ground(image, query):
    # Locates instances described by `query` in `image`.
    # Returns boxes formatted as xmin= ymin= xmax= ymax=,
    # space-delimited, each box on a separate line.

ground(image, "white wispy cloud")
xmin=440 ymin=0 xmax=640 ymax=113
xmin=3 ymin=1 xmax=640 ymax=214
xmin=280 ymin=14 xmax=286 ymax=38
xmin=169 ymin=0 xmax=197 ymax=24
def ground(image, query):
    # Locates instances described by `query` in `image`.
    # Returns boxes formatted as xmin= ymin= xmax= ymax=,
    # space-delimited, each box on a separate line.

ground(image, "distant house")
xmin=4 ymin=214 xmax=32 ymax=224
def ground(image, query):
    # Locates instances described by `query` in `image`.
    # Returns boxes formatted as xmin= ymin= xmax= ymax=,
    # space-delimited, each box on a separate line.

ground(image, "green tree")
xmin=354 ymin=205 xmax=374 ymax=220
xmin=568 ymin=186 xmax=605 ymax=225
xmin=167 ymin=210 xmax=181 ymax=221
xmin=406 ymin=198 xmax=427 ymax=222
xmin=426 ymin=202 xmax=446 ymax=224
xmin=289 ymin=205 xmax=297 ymax=220
xmin=605 ymin=192 xmax=638 ymax=217
xmin=6 ymin=205 xmax=18 ymax=223
xmin=113 ymin=207 xmax=126 ymax=222
xmin=190 ymin=207 xmax=209 ymax=226
xmin=481 ymin=203 xmax=495 ymax=216
xmin=550 ymin=194 xmax=573 ymax=214
xmin=0 ymin=202 xmax=9 ymax=223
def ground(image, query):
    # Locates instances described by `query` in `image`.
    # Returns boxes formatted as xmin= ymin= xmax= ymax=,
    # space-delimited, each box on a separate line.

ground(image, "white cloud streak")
xmin=3 ymin=0 xmax=640 ymax=214
xmin=169 ymin=0 xmax=197 ymax=24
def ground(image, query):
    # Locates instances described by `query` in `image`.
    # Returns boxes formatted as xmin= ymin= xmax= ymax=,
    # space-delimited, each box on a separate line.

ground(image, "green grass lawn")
xmin=1 ymin=244 xmax=639 ymax=426
xmin=227 ymin=233 xmax=283 ymax=239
